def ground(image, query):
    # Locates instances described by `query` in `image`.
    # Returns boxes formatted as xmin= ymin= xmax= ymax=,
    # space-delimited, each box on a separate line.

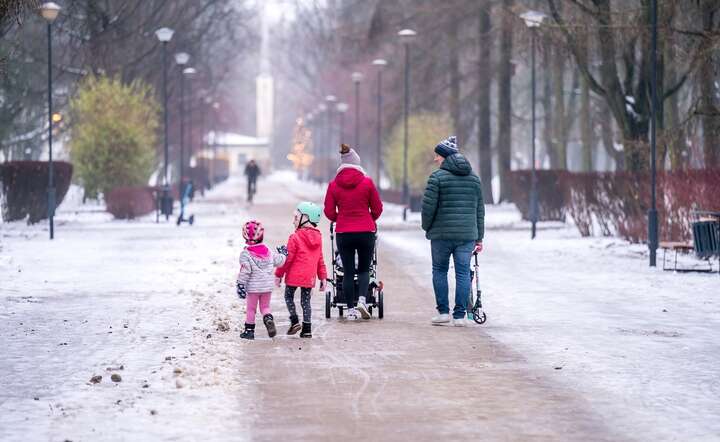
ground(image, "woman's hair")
xmin=340 ymin=143 xmax=351 ymax=154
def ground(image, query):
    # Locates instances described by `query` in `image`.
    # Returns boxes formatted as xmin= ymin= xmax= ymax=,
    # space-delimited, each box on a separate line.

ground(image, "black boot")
xmin=263 ymin=314 xmax=277 ymax=338
xmin=287 ymin=315 xmax=301 ymax=335
xmin=240 ymin=323 xmax=255 ymax=340
xmin=300 ymin=322 xmax=312 ymax=338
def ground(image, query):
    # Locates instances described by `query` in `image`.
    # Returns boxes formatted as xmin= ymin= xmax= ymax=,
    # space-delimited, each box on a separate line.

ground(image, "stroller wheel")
xmin=189 ymin=214 xmax=195 ymax=225
xmin=473 ymin=310 xmax=487 ymax=325
xmin=338 ymin=306 xmax=344 ymax=317
xmin=325 ymin=292 xmax=331 ymax=319
xmin=368 ymin=306 xmax=373 ymax=316
xmin=378 ymin=291 xmax=384 ymax=319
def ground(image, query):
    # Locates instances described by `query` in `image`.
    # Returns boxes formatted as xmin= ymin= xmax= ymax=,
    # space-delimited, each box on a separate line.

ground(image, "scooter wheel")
xmin=473 ymin=311 xmax=487 ymax=325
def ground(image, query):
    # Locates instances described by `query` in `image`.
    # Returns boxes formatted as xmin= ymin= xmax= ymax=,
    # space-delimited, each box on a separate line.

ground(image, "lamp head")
xmin=183 ymin=67 xmax=197 ymax=76
xmin=520 ymin=10 xmax=547 ymax=28
xmin=174 ymin=52 xmax=190 ymax=66
xmin=336 ymin=102 xmax=349 ymax=113
xmin=351 ymin=72 xmax=364 ymax=83
xmin=155 ymin=27 xmax=174 ymax=42
xmin=40 ymin=2 xmax=61 ymax=23
xmin=325 ymin=95 xmax=337 ymax=103
xmin=397 ymin=28 xmax=417 ymax=43
xmin=372 ymin=58 xmax=388 ymax=68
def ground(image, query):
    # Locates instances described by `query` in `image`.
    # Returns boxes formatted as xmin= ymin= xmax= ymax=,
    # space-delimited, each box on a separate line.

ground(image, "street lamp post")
xmin=174 ymin=52 xmax=190 ymax=204
xmin=351 ymin=72 xmax=363 ymax=149
xmin=372 ymin=58 xmax=387 ymax=191
xmin=649 ymin=0 xmax=659 ymax=266
xmin=41 ymin=2 xmax=61 ymax=240
xmin=337 ymin=102 xmax=349 ymax=143
xmin=183 ymin=67 xmax=196 ymax=203
xmin=398 ymin=29 xmax=416 ymax=221
xmin=155 ymin=27 xmax=174 ymax=221
xmin=520 ymin=11 xmax=546 ymax=239
xmin=325 ymin=95 xmax=337 ymax=182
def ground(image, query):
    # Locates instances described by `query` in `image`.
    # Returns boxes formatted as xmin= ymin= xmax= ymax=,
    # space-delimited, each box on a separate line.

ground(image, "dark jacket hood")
xmin=297 ymin=227 xmax=322 ymax=250
xmin=441 ymin=153 xmax=472 ymax=176
xmin=335 ymin=167 xmax=365 ymax=189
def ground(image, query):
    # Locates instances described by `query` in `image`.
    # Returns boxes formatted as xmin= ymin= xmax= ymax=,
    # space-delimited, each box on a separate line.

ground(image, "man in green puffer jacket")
xmin=421 ymin=135 xmax=485 ymax=327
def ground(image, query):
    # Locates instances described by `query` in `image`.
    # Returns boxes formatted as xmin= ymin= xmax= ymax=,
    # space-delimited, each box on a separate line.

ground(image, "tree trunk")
xmin=449 ymin=22 xmax=461 ymax=140
xmin=699 ymin=0 xmax=720 ymax=168
xmin=663 ymin=3 xmax=684 ymax=170
xmin=580 ymin=79 xmax=593 ymax=171
xmin=542 ymin=36 xmax=555 ymax=168
xmin=477 ymin=0 xmax=494 ymax=203
xmin=497 ymin=0 xmax=514 ymax=202
xmin=552 ymin=37 xmax=567 ymax=169
xmin=579 ymin=25 xmax=593 ymax=171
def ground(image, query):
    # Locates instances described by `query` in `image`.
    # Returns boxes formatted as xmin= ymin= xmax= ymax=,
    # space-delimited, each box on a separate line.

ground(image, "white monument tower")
xmin=256 ymin=5 xmax=274 ymax=142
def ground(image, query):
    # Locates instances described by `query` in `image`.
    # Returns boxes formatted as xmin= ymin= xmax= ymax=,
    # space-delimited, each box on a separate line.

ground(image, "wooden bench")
xmin=660 ymin=241 xmax=700 ymax=272
xmin=660 ymin=210 xmax=720 ymax=273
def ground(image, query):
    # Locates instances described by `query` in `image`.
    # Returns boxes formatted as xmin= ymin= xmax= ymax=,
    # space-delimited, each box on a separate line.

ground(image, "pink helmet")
xmin=242 ymin=220 xmax=265 ymax=244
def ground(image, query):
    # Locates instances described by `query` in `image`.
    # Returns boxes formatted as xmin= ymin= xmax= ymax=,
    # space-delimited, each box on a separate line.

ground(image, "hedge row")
xmin=509 ymin=169 xmax=720 ymax=243
xmin=0 ymin=161 xmax=73 ymax=224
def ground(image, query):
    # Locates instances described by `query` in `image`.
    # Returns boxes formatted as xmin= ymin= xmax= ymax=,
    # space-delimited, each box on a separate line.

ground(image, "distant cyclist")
xmin=244 ymin=159 xmax=261 ymax=202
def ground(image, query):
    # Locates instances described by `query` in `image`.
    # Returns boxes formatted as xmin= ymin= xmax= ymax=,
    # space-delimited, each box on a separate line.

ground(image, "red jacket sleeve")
xmin=275 ymin=234 xmax=297 ymax=278
xmin=317 ymin=251 xmax=327 ymax=282
xmin=368 ymin=179 xmax=383 ymax=221
xmin=323 ymin=182 xmax=338 ymax=222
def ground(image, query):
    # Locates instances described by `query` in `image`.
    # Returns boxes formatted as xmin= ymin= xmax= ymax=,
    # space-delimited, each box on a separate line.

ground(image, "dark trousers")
xmin=285 ymin=286 xmax=312 ymax=324
xmin=336 ymin=232 xmax=375 ymax=308
xmin=247 ymin=178 xmax=257 ymax=202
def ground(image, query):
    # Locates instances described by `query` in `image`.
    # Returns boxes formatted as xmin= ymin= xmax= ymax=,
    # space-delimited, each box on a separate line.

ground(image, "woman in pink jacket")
xmin=324 ymin=144 xmax=383 ymax=320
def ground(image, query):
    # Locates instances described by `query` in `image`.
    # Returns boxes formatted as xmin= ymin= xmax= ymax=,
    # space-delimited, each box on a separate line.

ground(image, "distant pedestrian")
xmin=236 ymin=220 xmax=286 ymax=340
xmin=421 ymin=136 xmax=484 ymax=327
xmin=323 ymin=143 xmax=383 ymax=320
xmin=274 ymin=202 xmax=328 ymax=338
xmin=244 ymin=159 xmax=261 ymax=202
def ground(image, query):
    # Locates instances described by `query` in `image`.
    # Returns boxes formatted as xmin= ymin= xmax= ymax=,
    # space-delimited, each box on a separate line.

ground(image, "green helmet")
xmin=296 ymin=201 xmax=322 ymax=225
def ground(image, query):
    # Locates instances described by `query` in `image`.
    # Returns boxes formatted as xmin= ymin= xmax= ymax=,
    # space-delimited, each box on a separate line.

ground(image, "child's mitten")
xmin=276 ymin=245 xmax=288 ymax=256
xmin=236 ymin=281 xmax=247 ymax=299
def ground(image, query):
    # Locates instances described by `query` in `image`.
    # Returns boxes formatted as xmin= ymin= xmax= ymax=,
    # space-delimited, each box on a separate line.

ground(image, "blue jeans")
xmin=431 ymin=240 xmax=474 ymax=319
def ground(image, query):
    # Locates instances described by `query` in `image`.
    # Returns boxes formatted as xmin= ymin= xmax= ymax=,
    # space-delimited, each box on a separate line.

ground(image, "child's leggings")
xmin=284 ymin=286 xmax=312 ymax=323
xmin=246 ymin=292 xmax=272 ymax=324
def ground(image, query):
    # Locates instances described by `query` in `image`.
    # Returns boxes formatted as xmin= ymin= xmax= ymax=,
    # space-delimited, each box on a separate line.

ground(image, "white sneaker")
xmin=357 ymin=302 xmax=371 ymax=320
xmin=453 ymin=317 xmax=467 ymax=327
xmin=431 ymin=313 xmax=451 ymax=326
xmin=346 ymin=308 xmax=359 ymax=321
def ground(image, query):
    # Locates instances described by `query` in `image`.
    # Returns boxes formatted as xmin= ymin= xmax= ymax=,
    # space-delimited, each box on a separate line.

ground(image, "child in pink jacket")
xmin=275 ymin=202 xmax=327 ymax=338
xmin=236 ymin=220 xmax=286 ymax=340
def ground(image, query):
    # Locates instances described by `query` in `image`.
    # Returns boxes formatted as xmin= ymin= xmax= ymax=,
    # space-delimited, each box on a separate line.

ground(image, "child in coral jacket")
xmin=275 ymin=202 xmax=328 ymax=338
xmin=236 ymin=220 xmax=286 ymax=340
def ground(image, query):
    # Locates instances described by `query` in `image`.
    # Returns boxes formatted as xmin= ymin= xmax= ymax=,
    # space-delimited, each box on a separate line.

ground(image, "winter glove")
xmin=473 ymin=241 xmax=483 ymax=254
xmin=276 ymin=245 xmax=288 ymax=256
xmin=236 ymin=281 xmax=247 ymax=299
xmin=274 ymin=277 xmax=282 ymax=288
xmin=319 ymin=279 xmax=327 ymax=292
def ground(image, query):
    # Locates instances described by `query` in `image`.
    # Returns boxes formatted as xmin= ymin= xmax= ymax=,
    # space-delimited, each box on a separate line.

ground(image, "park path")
xmin=0 ymin=173 xmax=625 ymax=441
xmin=233 ymin=174 xmax=619 ymax=441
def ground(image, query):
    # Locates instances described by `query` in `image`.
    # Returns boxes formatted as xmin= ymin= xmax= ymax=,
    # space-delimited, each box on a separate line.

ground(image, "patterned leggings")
xmin=285 ymin=286 xmax=312 ymax=324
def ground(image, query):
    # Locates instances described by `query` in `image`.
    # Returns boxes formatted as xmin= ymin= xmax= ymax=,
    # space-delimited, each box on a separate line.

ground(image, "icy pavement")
xmin=381 ymin=213 xmax=720 ymax=441
xmin=1 ymin=172 xmax=719 ymax=441
xmin=0 ymin=179 xmax=255 ymax=441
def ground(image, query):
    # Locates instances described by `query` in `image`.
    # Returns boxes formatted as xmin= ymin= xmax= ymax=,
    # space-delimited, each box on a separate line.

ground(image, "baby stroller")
xmin=467 ymin=252 xmax=487 ymax=324
xmin=325 ymin=223 xmax=384 ymax=319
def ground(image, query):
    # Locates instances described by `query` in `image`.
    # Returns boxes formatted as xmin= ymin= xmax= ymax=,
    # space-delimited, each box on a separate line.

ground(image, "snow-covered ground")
xmin=1 ymin=170 xmax=719 ymax=441
xmin=0 ymin=178 xmax=255 ymax=441
xmin=381 ymin=210 xmax=720 ymax=441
